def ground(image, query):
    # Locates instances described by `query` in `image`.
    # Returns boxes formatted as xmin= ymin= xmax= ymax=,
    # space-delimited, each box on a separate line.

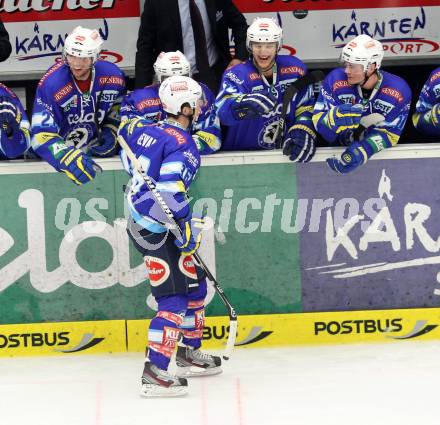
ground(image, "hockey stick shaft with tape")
xmin=353 ymin=112 xmax=385 ymax=140
xmin=275 ymin=70 xmax=325 ymax=148
xmin=118 ymin=134 xmax=238 ymax=360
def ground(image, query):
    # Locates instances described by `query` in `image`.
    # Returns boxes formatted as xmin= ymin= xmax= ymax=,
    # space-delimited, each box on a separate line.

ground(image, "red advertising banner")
xmin=1 ymin=0 xmax=140 ymax=23
xmin=235 ymin=0 xmax=440 ymax=13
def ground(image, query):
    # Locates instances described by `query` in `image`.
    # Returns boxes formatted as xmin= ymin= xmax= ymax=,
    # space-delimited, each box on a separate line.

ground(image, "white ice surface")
xmin=1 ymin=342 xmax=440 ymax=425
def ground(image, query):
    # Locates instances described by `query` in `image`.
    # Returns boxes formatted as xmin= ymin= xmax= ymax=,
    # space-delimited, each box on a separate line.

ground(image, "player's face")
xmin=342 ymin=62 xmax=365 ymax=85
xmin=189 ymin=98 xmax=203 ymax=123
xmin=251 ymin=42 xmax=277 ymax=70
xmin=66 ymin=54 xmax=93 ymax=80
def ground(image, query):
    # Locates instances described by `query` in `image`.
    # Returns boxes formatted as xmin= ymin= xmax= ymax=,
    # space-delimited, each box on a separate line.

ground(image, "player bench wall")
xmin=1 ymin=146 xmax=440 ymax=356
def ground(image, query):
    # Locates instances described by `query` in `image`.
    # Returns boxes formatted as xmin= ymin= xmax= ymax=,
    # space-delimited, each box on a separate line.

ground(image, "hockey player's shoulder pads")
xmin=122 ymin=85 xmax=162 ymax=120
xmin=276 ymin=55 xmax=308 ymax=79
xmin=94 ymin=60 xmax=126 ymax=80
xmin=37 ymin=62 xmax=71 ymax=96
xmin=378 ymin=70 xmax=412 ymax=110
xmin=222 ymin=61 xmax=257 ymax=91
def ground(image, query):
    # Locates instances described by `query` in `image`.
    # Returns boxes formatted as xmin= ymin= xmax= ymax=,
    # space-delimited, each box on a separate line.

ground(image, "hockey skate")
xmin=175 ymin=345 xmax=222 ymax=377
xmin=140 ymin=361 xmax=188 ymax=397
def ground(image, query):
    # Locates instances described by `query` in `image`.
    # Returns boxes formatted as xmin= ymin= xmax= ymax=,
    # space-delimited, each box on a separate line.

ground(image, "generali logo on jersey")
xmin=1 ymin=0 xmax=140 ymax=23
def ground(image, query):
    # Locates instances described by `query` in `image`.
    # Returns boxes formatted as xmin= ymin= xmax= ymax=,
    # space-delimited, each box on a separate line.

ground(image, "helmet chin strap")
xmin=359 ymin=64 xmax=378 ymax=88
xmin=357 ymin=72 xmax=368 ymax=87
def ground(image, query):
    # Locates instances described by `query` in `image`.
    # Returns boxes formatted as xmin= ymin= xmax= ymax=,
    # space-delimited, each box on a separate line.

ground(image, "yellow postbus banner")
xmin=0 ymin=320 xmax=126 ymax=357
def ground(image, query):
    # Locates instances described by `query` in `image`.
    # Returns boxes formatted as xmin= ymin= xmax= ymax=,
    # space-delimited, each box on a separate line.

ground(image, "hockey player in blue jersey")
xmin=119 ymin=76 xmax=221 ymax=397
xmin=31 ymin=26 xmax=126 ymax=185
xmin=215 ymin=17 xmax=316 ymax=162
xmin=313 ymin=35 xmax=411 ymax=174
xmin=0 ymin=83 xmax=30 ymax=159
xmin=121 ymin=50 xmax=221 ymax=155
xmin=412 ymin=67 xmax=440 ymax=136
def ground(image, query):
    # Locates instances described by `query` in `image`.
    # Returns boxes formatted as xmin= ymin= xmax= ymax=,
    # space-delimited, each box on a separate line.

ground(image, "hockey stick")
xmin=70 ymin=69 xmax=107 ymax=173
xmin=117 ymin=134 xmax=238 ymax=361
xmin=274 ymin=70 xmax=325 ymax=149
xmin=354 ymin=112 xmax=385 ymax=140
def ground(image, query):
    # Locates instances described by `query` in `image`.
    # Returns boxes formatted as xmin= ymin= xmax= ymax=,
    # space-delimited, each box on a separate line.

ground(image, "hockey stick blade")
xmin=223 ymin=317 xmax=238 ymax=361
xmin=354 ymin=113 xmax=385 ymax=140
xmin=275 ymin=70 xmax=325 ymax=148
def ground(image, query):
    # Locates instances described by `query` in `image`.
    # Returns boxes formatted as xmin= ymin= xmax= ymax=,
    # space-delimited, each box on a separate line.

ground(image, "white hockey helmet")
xmin=154 ymin=51 xmax=191 ymax=82
xmin=64 ymin=26 xmax=103 ymax=63
xmin=159 ymin=76 xmax=203 ymax=116
xmin=246 ymin=17 xmax=283 ymax=52
xmin=341 ymin=34 xmax=384 ymax=72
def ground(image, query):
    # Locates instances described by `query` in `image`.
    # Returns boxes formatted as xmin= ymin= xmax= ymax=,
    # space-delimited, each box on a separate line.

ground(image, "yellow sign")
xmin=127 ymin=307 xmax=440 ymax=351
xmin=0 ymin=320 xmax=126 ymax=357
xmin=3 ymin=307 xmax=440 ymax=357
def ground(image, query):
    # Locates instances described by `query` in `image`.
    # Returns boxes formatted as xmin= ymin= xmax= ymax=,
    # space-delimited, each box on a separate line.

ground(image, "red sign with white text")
xmin=1 ymin=0 xmax=140 ymax=23
xmin=235 ymin=0 xmax=440 ymax=13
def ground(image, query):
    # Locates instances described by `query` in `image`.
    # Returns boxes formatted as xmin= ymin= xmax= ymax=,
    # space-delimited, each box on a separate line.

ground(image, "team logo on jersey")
xmin=146 ymin=257 xmax=170 ymax=286
xmin=380 ymin=87 xmax=403 ymax=103
xmin=178 ymin=255 xmax=198 ymax=280
xmin=258 ymin=116 xmax=280 ymax=149
xmin=65 ymin=127 xmax=90 ymax=148
xmin=81 ymin=94 xmax=93 ymax=107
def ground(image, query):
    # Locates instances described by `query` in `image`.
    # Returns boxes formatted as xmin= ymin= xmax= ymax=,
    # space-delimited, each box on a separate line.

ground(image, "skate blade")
xmin=140 ymin=383 xmax=188 ymax=398
xmin=176 ymin=366 xmax=223 ymax=378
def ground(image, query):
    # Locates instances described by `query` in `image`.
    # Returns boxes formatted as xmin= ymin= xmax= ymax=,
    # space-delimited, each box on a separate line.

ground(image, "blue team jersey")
xmin=119 ymin=118 xmax=200 ymax=233
xmin=0 ymin=83 xmax=30 ymax=159
xmin=121 ymin=82 xmax=221 ymax=155
xmin=313 ymin=68 xmax=411 ymax=148
xmin=215 ymin=55 xmax=315 ymax=150
xmin=412 ymin=67 xmax=440 ymax=136
xmin=31 ymin=60 xmax=126 ymax=167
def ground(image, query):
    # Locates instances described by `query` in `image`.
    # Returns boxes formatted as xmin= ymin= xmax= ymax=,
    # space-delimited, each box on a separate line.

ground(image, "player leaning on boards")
xmin=313 ymin=34 xmax=411 ymax=174
xmin=0 ymin=84 xmax=31 ymax=159
xmin=121 ymin=50 xmax=221 ymax=154
xmin=31 ymin=26 xmax=126 ymax=185
xmin=119 ymin=76 xmax=221 ymax=398
xmin=215 ymin=17 xmax=316 ymax=162
xmin=412 ymin=67 xmax=440 ymax=137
